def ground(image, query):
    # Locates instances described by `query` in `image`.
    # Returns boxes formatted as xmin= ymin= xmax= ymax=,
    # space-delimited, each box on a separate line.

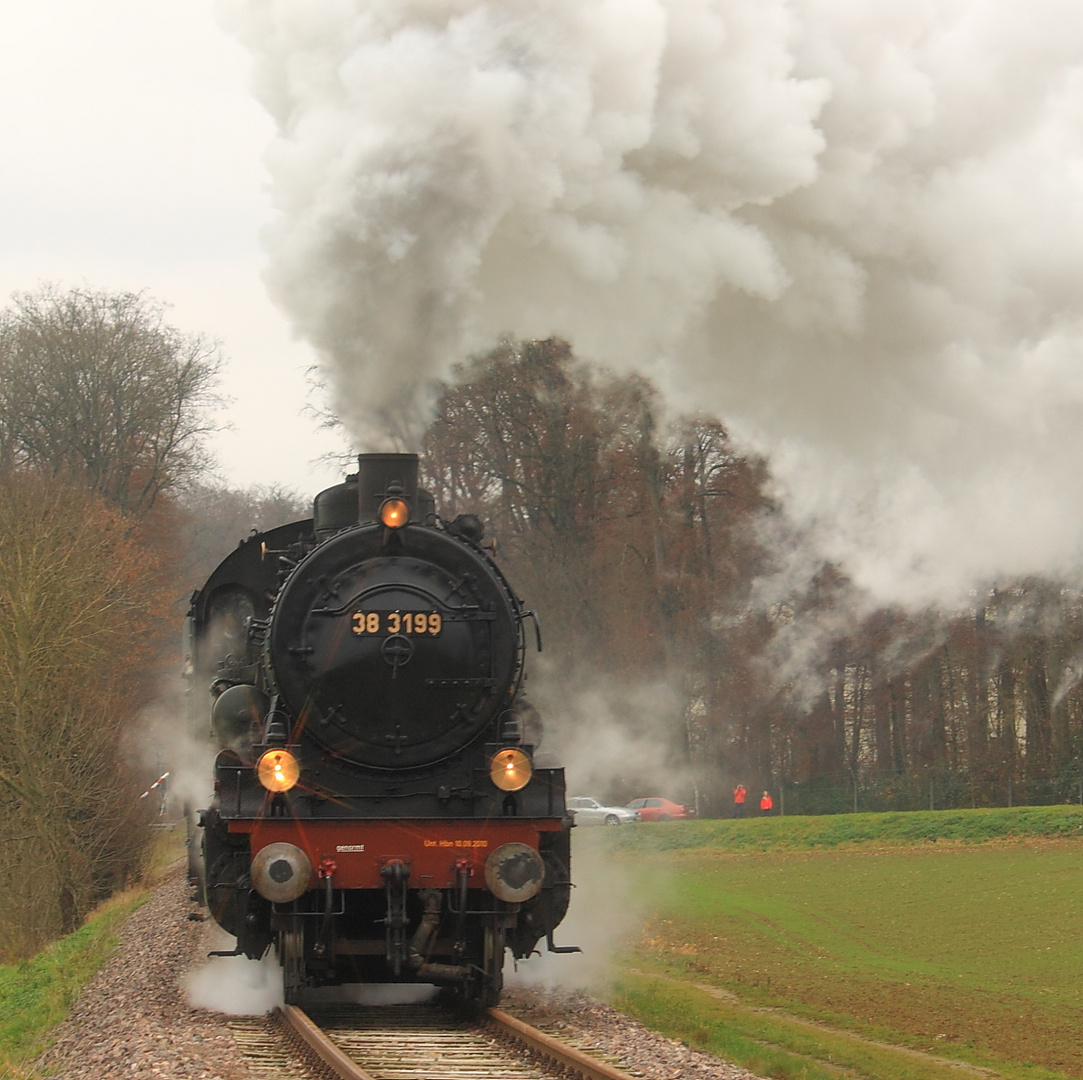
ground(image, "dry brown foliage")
xmin=0 ymin=472 xmax=169 ymax=959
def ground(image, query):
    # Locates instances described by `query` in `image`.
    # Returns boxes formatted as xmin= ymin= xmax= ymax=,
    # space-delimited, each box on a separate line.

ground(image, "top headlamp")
xmin=380 ymin=498 xmax=410 ymax=528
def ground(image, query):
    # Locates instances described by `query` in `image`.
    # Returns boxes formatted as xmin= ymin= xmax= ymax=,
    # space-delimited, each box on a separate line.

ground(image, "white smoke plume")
xmin=220 ymin=0 xmax=1083 ymax=608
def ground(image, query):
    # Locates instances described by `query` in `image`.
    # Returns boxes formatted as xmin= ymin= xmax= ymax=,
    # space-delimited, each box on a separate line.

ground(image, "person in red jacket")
xmin=733 ymin=784 xmax=747 ymax=818
xmin=760 ymin=790 xmax=773 ymax=815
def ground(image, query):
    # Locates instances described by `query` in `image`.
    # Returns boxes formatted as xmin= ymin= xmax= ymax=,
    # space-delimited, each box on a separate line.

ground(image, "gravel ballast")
xmin=32 ymin=867 xmax=762 ymax=1080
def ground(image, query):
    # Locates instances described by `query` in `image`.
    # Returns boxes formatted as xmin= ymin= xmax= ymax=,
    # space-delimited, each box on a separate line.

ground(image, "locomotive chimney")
xmin=356 ymin=452 xmax=420 ymax=524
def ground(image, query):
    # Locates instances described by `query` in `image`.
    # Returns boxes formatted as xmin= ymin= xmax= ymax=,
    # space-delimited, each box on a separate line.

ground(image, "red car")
xmin=626 ymin=797 xmax=695 ymax=821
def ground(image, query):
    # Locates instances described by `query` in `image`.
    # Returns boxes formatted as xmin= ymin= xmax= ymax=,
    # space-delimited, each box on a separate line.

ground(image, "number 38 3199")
xmin=351 ymin=610 xmax=443 ymax=636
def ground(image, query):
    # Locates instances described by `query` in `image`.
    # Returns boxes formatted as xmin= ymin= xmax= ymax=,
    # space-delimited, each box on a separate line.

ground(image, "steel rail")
xmin=280 ymin=1004 xmax=377 ymax=1080
xmin=487 ymin=1006 xmax=639 ymax=1080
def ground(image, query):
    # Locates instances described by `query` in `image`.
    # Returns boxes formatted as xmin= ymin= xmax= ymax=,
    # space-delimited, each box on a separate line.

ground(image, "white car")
xmin=567 ymin=796 xmax=640 ymax=826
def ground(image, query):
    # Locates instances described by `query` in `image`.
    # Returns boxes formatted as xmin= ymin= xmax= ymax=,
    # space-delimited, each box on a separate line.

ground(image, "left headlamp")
xmin=257 ymin=749 xmax=300 ymax=792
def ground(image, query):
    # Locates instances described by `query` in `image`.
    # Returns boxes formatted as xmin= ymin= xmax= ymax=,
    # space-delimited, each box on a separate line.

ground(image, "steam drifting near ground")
xmin=186 ymin=929 xmax=285 ymax=1014
xmin=221 ymin=0 xmax=1083 ymax=608
xmin=511 ymin=670 xmax=684 ymax=990
xmin=505 ymin=829 xmax=660 ymax=993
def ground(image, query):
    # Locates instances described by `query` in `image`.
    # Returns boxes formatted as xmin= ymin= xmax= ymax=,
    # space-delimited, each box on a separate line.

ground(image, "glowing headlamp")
xmin=380 ymin=498 xmax=410 ymax=528
xmin=490 ymin=748 xmax=532 ymax=792
xmin=257 ymin=748 xmax=300 ymax=792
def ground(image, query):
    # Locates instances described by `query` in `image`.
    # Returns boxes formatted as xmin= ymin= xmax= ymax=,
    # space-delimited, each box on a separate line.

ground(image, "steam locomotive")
xmin=186 ymin=453 xmax=574 ymax=1005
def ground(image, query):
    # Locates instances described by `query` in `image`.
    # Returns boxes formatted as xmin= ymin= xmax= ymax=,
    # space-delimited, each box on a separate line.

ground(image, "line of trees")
xmin=421 ymin=340 xmax=1083 ymax=816
xmin=0 ymin=286 xmax=224 ymax=960
xmin=766 ymin=582 xmax=1083 ymax=815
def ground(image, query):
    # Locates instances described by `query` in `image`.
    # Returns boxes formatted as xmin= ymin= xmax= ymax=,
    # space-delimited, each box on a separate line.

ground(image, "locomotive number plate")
xmin=351 ymin=610 xmax=443 ymax=636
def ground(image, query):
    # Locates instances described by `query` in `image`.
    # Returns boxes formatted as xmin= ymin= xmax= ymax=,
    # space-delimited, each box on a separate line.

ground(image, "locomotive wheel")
xmin=278 ymin=922 xmax=305 ymax=1005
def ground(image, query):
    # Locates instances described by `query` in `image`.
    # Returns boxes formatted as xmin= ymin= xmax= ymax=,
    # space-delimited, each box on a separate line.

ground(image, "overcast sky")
xmin=0 ymin=0 xmax=348 ymax=497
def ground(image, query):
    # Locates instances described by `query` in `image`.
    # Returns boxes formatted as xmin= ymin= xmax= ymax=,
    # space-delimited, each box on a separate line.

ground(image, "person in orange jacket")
xmin=760 ymin=790 xmax=773 ymax=815
xmin=733 ymin=784 xmax=747 ymax=818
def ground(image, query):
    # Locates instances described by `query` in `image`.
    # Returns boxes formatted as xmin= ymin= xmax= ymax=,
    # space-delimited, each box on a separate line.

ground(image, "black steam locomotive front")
xmin=188 ymin=454 xmax=573 ymax=1005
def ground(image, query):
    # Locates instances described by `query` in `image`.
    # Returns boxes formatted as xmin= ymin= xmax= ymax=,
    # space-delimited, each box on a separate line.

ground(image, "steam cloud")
xmin=186 ymin=931 xmax=284 ymax=1015
xmin=531 ymin=668 xmax=689 ymax=797
xmin=221 ymin=0 xmax=1083 ymax=608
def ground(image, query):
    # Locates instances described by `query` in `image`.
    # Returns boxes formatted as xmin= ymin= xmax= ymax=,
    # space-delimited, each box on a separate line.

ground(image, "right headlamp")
xmin=490 ymin=747 xmax=532 ymax=792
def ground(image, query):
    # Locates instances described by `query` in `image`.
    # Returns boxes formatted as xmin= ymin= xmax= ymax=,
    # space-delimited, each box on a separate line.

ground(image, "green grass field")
xmin=584 ymin=807 xmax=1083 ymax=1080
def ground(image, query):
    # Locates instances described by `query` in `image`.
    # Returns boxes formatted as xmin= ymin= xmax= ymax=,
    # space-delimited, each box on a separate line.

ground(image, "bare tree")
xmin=422 ymin=339 xmax=656 ymax=670
xmin=0 ymin=285 xmax=224 ymax=515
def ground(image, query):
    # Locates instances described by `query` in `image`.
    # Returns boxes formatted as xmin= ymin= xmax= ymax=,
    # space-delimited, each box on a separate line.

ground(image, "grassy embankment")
xmin=0 ymin=828 xmax=183 ymax=1079
xmin=584 ymin=805 xmax=1083 ymax=1080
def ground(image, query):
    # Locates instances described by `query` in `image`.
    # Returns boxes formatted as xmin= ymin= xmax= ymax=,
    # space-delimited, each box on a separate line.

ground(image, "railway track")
xmin=231 ymin=1000 xmax=642 ymax=1080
